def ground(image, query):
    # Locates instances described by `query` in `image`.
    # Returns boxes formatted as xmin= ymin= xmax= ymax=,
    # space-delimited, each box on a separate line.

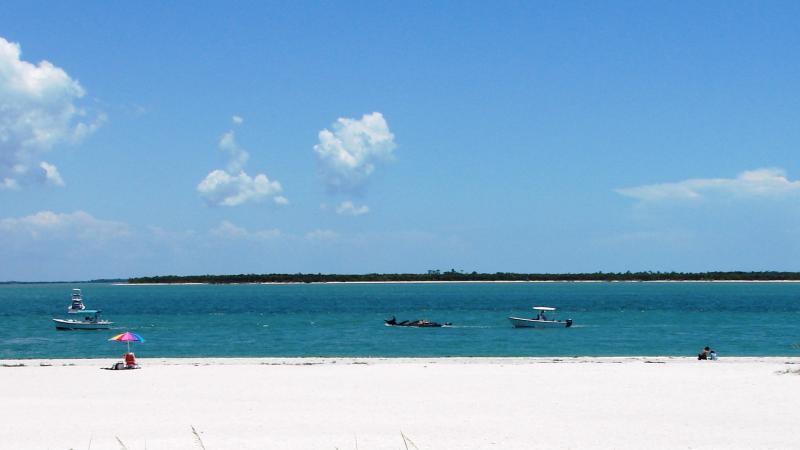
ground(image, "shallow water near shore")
xmin=2 ymin=282 xmax=799 ymax=358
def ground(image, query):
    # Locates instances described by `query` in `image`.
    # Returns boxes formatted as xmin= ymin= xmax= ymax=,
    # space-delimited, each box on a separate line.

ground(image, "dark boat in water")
xmin=384 ymin=316 xmax=452 ymax=327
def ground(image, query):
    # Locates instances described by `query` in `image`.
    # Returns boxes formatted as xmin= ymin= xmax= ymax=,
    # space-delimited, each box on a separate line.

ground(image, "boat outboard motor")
xmin=565 ymin=319 xmax=573 ymax=328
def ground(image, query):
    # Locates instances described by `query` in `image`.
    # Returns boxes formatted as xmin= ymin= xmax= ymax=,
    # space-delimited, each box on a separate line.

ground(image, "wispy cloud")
xmin=218 ymin=131 xmax=249 ymax=173
xmin=305 ymin=229 xmax=339 ymax=241
xmin=39 ymin=162 xmax=65 ymax=187
xmin=616 ymin=168 xmax=800 ymax=202
xmin=197 ymin=126 xmax=287 ymax=207
xmin=0 ymin=36 xmax=103 ymax=190
xmin=1 ymin=178 xmax=19 ymax=190
xmin=0 ymin=211 xmax=130 ymax=241
xmin=210 ymin=220 xmax=280 ymax=241
xmin=148 ymin=226 xmax=196 ymax=242
xmin=314 ymin=112 xmax=396 ymax=193
xmin=336 ymin=201 xmax=369 ymax=216
xmin=597 ymin=230 xmax=695 ymax=246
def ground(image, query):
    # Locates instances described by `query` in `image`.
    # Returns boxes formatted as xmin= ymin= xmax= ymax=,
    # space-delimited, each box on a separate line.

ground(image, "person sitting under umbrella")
xmin=109 ymin=332 xmax=144 ymax=369
xmin=124 ymin=352 xmax=138 ymax=368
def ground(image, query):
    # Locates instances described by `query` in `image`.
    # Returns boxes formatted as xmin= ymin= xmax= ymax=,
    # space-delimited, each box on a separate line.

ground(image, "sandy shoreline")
xmin=3 ymin=355 xmax=800 ymax=366
xmin=2 ymin=357 xmax=799 ymax=449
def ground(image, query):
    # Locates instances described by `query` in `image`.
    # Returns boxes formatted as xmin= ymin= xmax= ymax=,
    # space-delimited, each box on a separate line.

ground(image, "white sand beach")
xmin=2 ymin=357 xmax=799 ymax=449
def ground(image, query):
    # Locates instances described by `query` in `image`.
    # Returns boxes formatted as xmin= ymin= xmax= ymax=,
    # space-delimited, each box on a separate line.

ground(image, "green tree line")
xmin=127 ymin=271 xmax=800 ymax=284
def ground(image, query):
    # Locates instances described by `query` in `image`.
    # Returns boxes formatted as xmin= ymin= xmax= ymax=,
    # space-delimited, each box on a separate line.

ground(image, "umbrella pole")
xmin=127 ymin=341 xmax=130 ymax=354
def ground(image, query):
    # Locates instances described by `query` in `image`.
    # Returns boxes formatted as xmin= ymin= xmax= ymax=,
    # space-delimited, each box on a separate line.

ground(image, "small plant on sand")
xmin=115 ymin=436 xmax=129 ymax=450
xmin=191 ymin=425 xmax=207 ymax=449
xmin=400 ymin=431 xmax=419 ymax=450
xmin=334 ymin=432 xmax=419 ymax=450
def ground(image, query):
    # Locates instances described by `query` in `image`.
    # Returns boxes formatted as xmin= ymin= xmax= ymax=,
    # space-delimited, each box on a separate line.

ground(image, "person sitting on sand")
xmin=124 ymin=352 xmax=137 ymax=368
xmin=709 ymin=349 xmax=717 ymax=360
xmin=698 ymin=346 xmax=710 ymax=360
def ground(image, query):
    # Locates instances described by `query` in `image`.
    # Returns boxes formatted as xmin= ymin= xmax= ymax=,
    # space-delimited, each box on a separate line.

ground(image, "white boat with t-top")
xmin=53 ymin=310 xmax=113 ymax=330
xmin=508 ymin=306 xmax=573 ymax=328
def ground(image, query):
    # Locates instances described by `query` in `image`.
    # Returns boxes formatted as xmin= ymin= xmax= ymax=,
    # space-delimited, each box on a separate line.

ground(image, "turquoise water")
xmin=1 ymin=282 xmax=799 ymax=358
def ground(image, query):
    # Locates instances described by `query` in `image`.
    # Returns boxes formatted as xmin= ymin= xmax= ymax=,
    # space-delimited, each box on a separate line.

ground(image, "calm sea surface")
xmin=2 ymin=282 xmax=799 ymax=358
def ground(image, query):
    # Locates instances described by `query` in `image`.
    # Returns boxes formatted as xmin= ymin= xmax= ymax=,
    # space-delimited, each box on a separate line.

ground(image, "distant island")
xmin=126 ymin=271 xmax=800 ymax=284
xmin=0 ymin=278 xmax=128 ymax=285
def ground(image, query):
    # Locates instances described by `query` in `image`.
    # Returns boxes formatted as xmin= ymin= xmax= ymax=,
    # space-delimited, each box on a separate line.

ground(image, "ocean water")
xmin=1 ymin=282 xmax=799 ymax=359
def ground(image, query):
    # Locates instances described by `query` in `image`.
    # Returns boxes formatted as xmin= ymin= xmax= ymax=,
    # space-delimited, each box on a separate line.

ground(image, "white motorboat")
xmin=67 ymin=288 xmax=86 ymax=313
xmin=508 ymin=306 xmax=573 ymax=328
xmin=53 ymin=310 xmax=113 ymax=330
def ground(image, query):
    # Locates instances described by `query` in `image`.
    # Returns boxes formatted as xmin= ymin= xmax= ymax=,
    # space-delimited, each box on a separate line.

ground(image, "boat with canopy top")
xmin=53 ymin=310 xmax=113 ymax=330
xmin=508 ymin=306 xmax=573 ymax=328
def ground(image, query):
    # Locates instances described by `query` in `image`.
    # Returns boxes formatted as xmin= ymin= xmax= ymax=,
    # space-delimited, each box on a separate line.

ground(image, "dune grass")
xmin=191 ymin=426 xmax=206 ymax=449
xmin=81 ymin=427 xmax=418 ymax=449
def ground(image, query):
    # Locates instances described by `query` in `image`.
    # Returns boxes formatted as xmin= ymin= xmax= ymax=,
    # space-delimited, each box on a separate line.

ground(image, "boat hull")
xmin=53 ymin=318 xmax=113 ymax=330
xmin=508 ymin=317 xmax=572 ymax=328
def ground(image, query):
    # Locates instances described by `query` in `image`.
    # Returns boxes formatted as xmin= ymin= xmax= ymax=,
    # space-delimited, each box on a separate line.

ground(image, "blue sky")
xmin=1 ymin=2 xmax=800 ymax=280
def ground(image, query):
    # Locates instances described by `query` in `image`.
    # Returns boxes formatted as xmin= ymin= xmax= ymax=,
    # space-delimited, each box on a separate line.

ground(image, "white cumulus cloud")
xmin=0 ymin=210 xmax=130 ymax=241
xmin=232 ymin=115 xmax=243 ymax=125
xmin=197 ymin=169 xmax=283 ymax=207
xmin=336 ymin=200 xmax=369 ymax=216
xmin=197 ymin=129 xmax=286 ymax=207
xmin=0 ymin=36 xmax=103 ymax=189
xmin=314 ymin=112 xmax=396 ymax=192
xmin=616 ymin=168 xmax=800 ymax=202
